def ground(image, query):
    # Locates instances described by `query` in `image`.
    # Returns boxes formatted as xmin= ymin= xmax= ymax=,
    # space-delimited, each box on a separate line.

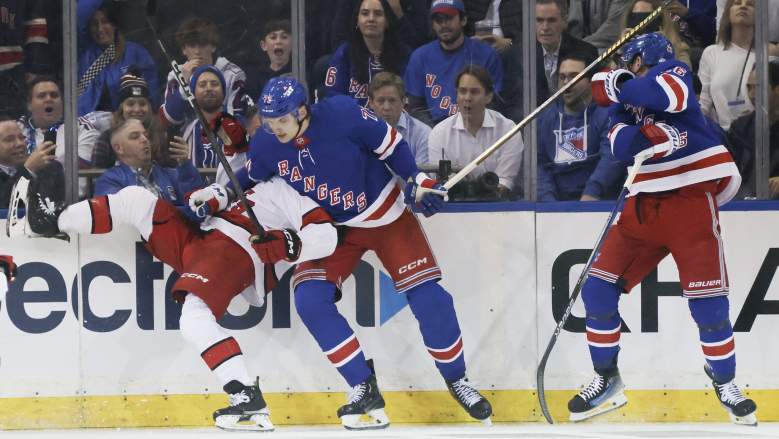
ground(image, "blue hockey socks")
xmin=294 ymin=280 xmax=371 ymax=387
xmin=581 ymin=276 xmax=623 ymax=373
xmin=405 ymin=281 xmax=466 ymax=382
xmin=688 ymin=296 xmax=736 ymax=383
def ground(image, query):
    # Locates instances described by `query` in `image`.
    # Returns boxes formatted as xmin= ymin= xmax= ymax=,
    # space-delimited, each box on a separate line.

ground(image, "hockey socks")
xmin=58 ymin=186 xmax=157 ymax=239
xmin=294 ymin=280 xmax=372 ymax=387
xmin=581 ymin=276 xmax=622 ymax=372
xmin=689 ymin=296 xmax=736 ymax=383
xmin=180 ymin=294 xmax=251 ymax=387
xmin=406 ymin=281 xmax=466 ymax=382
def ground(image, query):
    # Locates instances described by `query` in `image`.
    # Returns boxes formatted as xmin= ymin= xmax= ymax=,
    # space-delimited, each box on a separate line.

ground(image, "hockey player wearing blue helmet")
xmin=569 ymin=32 xmax=756 ymax=425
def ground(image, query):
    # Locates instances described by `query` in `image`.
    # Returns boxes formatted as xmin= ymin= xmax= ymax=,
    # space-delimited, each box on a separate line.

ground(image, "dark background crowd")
xmin=1 ymin=0 xmax=777 ymax=208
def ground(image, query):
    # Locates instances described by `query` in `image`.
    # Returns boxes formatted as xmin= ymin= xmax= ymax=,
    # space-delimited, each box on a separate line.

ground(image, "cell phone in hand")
xmin=43 ymin=129 xmax=57 ymax=144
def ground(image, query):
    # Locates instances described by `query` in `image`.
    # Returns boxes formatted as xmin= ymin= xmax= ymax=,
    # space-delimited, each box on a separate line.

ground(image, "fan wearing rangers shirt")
xmin=15 ymin=171 xmax=338 ymax=432
xmin=221 ymin=76 xmax=492 ymax=430
xmin=567 ymin=32 xmax=756 ymax=426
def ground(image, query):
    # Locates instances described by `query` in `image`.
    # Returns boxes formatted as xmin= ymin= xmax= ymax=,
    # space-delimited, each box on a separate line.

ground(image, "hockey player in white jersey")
xmin=7 ymin=171 xmax=337 ymax=431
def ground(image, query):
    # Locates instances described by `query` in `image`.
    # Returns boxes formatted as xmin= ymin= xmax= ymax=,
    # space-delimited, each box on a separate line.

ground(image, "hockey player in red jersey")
xmin=0 ymin=255 xmax=16 ymax=294
xmin=568 ymin=32 xmax=757 ymax=425
xmin=7 ymin=155 xmax=338 ymax=431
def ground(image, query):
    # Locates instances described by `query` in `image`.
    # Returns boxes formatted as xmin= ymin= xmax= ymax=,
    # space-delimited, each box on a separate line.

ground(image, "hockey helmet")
xmin=259 ymin=76 xmax=307 ymax=119
xmin=619 ymin=32 xmax=675 ymax=68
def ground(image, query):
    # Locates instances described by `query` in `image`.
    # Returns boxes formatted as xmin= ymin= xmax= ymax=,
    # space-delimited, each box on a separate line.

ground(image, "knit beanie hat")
xmin=117 ymin=72 xmax=149 ymax=105
xmin=190 ymin=64 xmax=227 ymax=95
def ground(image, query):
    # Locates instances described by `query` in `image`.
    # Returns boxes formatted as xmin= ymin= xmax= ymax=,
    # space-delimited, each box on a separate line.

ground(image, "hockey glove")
xmin=0 ymin=255 xmax=17 ymax=283
xmin=638 ymin=122 xmax=685 ymax=160
xmin=404 ymin=172 xmax=448 ymax=217
xmin=201 ymin=113 xmax=249 ymax=155
xmin=250 ymin=229 xmax=302 ymax=264
xmin=591 ymin=68 xmax=635 ymax=107
xmin=186 ymin=183 xmax=230 ymax=218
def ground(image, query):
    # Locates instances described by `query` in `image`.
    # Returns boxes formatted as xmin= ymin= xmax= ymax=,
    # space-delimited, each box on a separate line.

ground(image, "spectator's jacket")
xmin=94 ymin=161 xmax=204 ymax=213
xmin=404 ymin=37 xmax=503 ymax=124
xmin=163 ymin=56 xmax=252 ymax=123
xmin=607 ymin=59 xmax=741 ymax=205
xmin=465 ymin=0 xmax=522 ymax=40
xmin=0 ymin=0 xmax=49 ymax=73
xmin=676 ymin=0 xmax=717 ymax=46
xmin=17 ymin=115 xmax=99 ymax=167
xmin=76 ymin=0 xmax=160 ymax=116
xmin=535 ymin=33 xmax=598 ymax=105
xmin=537 ymin=100 xmax=623 ymax=201
xmin=178 ymin=115 xmax=248 ymax=187
xmin=0 ymin=160 xmax=64 ymax=208
xmin=727 ymin=112 xmax=779 ymax=199
xmin=325 ymin=42 xmax=409 ymax=107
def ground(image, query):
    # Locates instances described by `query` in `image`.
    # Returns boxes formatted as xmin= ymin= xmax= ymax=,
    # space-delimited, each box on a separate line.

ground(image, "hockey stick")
xmin=536 ymin=152 xmax=650 ymax=424
xmin=442 ymin=0 xmax=672 ymax=191
xmin=144 ymin=2 xmax=264 ymax=237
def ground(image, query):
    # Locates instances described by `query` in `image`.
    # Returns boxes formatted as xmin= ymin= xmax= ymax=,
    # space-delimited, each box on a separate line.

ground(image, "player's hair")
xmin=559 ymin=53 xmax=600 ymax=80
xmin=349 ymin=0 xmax=407 ymax=85
xmin=455 ymin=64 xmax=494 ymax=94
xmin=718 ymin=0 xmax=753 ymax=49
xmin=261 ymin=19 xmax=291 ymax=40
xmin=535 ymin=0 xmax=568 ymax=18
xmin=175 ymin=16 xmax=220 ymax=49
xmin=368 ymin=72 xmax=405 ymax=98
xmin=26 ymin=75 xmax=61 ymax=102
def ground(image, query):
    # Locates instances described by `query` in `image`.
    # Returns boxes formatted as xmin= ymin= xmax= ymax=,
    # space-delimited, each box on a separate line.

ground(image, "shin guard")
xmin=581 ymin=276 xmax=623 ymax=373
xmin=689 ymin=296 xmax=736 ymax=383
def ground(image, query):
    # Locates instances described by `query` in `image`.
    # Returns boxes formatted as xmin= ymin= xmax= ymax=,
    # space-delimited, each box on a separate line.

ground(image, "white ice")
xmin=1 ymin=423 xmax=778 ymax=438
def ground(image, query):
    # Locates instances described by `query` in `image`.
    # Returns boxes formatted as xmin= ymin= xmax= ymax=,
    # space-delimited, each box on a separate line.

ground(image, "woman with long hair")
xmin=324 ymin=0 xmax=410 ymax=107
xmin=699 ymin=0 xmax=755 ymax=130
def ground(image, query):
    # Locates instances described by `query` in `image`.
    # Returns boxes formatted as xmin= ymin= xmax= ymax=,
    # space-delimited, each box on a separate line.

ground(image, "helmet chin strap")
xmin=292 ymin=107 xmax=310 ymax=140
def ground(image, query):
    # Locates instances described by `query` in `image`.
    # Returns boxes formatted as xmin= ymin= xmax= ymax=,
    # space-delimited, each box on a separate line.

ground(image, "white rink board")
xmin=2 ymin=208 xmax=778 ymax=399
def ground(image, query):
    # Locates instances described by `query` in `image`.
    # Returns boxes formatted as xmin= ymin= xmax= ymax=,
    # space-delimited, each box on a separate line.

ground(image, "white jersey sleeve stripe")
xmin=656 ymin=73 xmax=689 ymax=113
xmin=608 ymin=123 xmax=628 ymax=155
xmin=374 ymin=125 xmax=402 ymax=160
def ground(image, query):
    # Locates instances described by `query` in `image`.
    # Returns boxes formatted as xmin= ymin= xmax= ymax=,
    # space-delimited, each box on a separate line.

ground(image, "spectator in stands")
xmin=94 ymin=119 xmax=203 ymax=210
xmin=331 ymin=0 xmax=430 ymax=50
xmin=619 ymin=0 xmax=692 ymax=68
xmin=325 ymin=0 xmax=410 ymax=107
xmin=428 ymin=64 xmax=522 ymax=199
xmin=662 ymin=1 xmax=718 ymax=49
xmin=405 ymin=0 xmax=503 ymax=125
xmin=537 ymin=54 xmax=624 ymax=201
xmin=0 ymin=0 xmax=51 ymax=119
xmin=0 ymin=115 xmax=63 ymax=207
xmin=535 ymin=0 xmax=598 ymax=105
xmin=468 ymin=0 xmax=522 ymax=53
xmin=245 ymin=20 xmax=293 ymax=101
xmin=567 ymin=0 xmax=631 ymax=51
xmin=699 ymin=0 xmax=755 ymax=131
xmin=163 ymin=65 xmax=248 ymax=186
xmin=18 ymin=76 xmax=99 ymax=168
xmin=92 ymin=73 xmax=183 ymax=169
xmin=717 ymin=0 xmax=779 ymax=44
xmin=728 ymin=61 xmax=779 ymax=199
xmin=163 ymin=16 xmax=253 ymax=124
xmin=77 ymin=0 xmax=159 ymax=116
xmin=368 ymin=72 xmax=430 ymax=164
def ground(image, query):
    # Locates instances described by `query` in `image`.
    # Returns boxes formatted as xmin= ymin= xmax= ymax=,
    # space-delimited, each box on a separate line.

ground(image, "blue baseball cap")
xmin=430 ymin=0 xmax=465 ymax=16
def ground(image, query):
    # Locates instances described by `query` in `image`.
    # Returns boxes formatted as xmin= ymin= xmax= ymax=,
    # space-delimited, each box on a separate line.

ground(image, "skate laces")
xmin=347 ymin=381 xmax=368 ymax=404
xmin=229 ymin=389 xmax=251 ymax=407
xmin=716 ymin=380 xmax=747 ymax=405
xmin=450 ymin=378 xmax=483 ymax=408
xmin=579 ymin=374 xmax=606 ymax=401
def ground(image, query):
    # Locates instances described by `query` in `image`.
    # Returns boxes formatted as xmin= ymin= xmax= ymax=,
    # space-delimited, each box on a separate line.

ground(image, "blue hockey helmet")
xmin=619 ymin=32 xmax=675 ymax=68
xmin=259 ymin=76 xmax=307 ymax=118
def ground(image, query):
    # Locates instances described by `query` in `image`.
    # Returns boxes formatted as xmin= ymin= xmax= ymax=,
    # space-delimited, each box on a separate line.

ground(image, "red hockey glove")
xmin=591 ymin=68 xmax=635 ymax=107
xmin=202 ymin=112 xmax=249 ymax=156
xmin=0 ymin=255 xmax=17 ymax=283
xmin=638 ymin=122 xmax=685 ymax=160
xmin=250 ymin=229 xmax=302 ymax=264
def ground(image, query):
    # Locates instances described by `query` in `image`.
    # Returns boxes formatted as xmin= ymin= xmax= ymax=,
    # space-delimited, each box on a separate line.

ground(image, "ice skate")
xmin=5 ymin=175 xmax=69 ymax=241
xmin=213 ymin=378 xmax=274 ymax=432
xmin=337 ymin=373 xmax=389 ymax=430
xmin=568 ymin=369 xmax=627 ymax=422
xmin=704 ymin=365 xmax=757 ymax=426
xmin=447 ymin=377 xmax=493 ymax=425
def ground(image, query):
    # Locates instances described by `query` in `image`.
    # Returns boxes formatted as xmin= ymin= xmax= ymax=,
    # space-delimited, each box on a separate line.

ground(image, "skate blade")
xmin=341 ymin=408 xmax=390 ymax=430
xmin=6 ymin=175 xmax=29 ymax=239
xmin=728 ymin=410 xmax=758 ymax=426
xmin=215 ymin=412 xmax=275 ymax=432
xmin=569 ymin=391 xmax=628 ymax=422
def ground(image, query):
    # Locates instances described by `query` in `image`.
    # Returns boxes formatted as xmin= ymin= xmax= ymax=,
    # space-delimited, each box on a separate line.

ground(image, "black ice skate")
xmin=447 ymin=377 xmax=493 ymax=425
xmin=5 ymin=174 xmax=69 ymax=241
xmin=568 ymin=369 xmax=627 ymax=422
xmin=705 ymin=364 xmax=757 ymax=426
xmin=337 ymin=373 xmax=389 ymax=430
xmin=213 ymin=378 xmax=274 ymax=432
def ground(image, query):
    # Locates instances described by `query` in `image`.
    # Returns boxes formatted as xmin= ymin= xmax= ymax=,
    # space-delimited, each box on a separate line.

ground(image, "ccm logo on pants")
xmin=180 ymin=273 xmax=210 ymax=283
xmin=399 ymin=258 xmax=428 ymax=274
